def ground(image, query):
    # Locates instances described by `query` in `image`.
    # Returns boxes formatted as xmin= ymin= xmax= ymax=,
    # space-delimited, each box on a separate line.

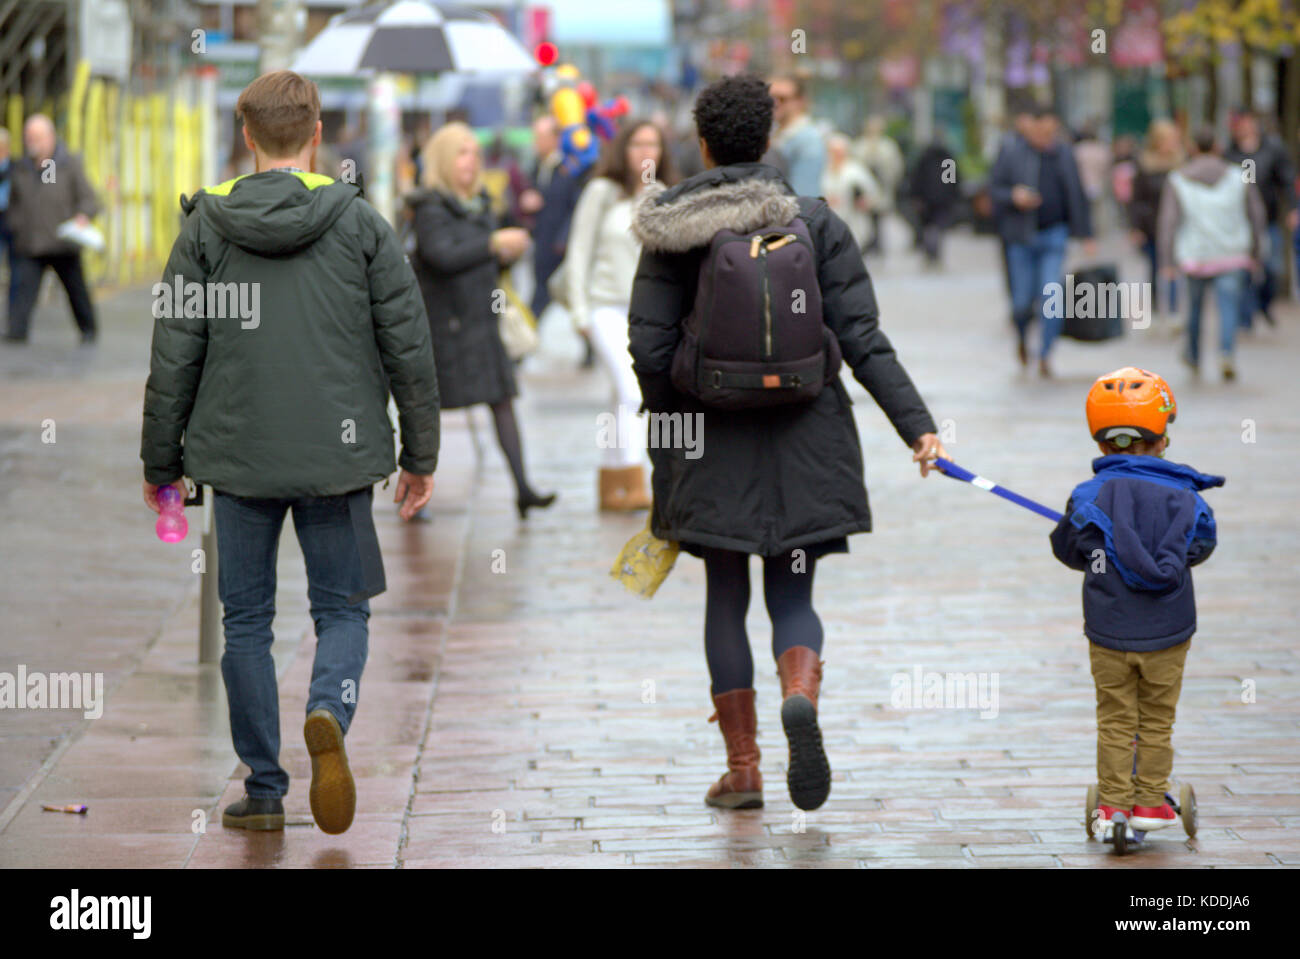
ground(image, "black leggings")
xmin=489 ymin=399 xmax=535 ymax=499
xmin=702 ymin=546 xmax=824 ymax=695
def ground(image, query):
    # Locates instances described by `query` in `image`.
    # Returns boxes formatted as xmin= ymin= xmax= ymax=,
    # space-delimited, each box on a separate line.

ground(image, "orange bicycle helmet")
xmin=1085 ymin=367 xmax=1177 ymax=448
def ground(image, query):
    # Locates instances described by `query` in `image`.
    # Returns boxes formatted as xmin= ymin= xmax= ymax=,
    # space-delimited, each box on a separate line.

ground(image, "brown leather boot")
xmin=615 ymin=465 xmax=652 ymax=510
xmin=598 ymin=467 xmax=626 ymax=510
xmin=776 ymin=646 xmax=830 ymax=810
xmin=704 ymin=688 xmax=762 ymax=809
xmin=599 ymin=466 xmax=651 ymax=511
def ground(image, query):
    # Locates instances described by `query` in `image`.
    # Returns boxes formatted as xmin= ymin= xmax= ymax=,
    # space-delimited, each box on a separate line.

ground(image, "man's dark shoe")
xmin=222 ymin=794 xmax=284 ymax=831
xmin=79 ymin=330 xmax=97 ymax=345
xmin=304 ymin=707 xmax=355 ymax=834
xmin=2 ymin=333 xmax=27 ymax=344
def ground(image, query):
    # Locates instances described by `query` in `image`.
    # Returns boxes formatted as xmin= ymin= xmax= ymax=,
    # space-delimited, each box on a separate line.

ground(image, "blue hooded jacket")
xmin=1050 ymin=455 xmax=1224 ymax=651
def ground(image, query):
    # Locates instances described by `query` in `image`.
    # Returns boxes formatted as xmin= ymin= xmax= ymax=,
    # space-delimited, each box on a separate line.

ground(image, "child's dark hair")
xmin=692 ymin=75 xmax=773 ymax=166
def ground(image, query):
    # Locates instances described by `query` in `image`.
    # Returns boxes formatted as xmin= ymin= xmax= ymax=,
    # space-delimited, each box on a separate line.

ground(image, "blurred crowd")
xmin=7 ymin=71 xmax=1297 ymax=401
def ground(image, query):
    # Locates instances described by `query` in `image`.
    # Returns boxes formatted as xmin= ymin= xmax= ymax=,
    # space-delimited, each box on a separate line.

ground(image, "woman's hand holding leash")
xmin=912 ymin=432 xmax=948 ymax=477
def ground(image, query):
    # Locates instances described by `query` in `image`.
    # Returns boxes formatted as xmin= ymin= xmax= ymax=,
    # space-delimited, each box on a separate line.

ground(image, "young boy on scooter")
xmin=1049 ymin=367 xmax=1223 ymax=836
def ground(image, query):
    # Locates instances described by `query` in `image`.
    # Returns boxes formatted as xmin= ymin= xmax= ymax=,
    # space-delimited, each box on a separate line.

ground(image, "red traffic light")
xmin=535 ymin=42 xmax=558 ymax=67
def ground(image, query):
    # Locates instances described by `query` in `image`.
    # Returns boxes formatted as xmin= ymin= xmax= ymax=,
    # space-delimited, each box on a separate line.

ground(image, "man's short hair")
xmin=1192 ymin=126 xmax=1217 ymax=154
xmin=236 ymin=70 xmax=320 ymax=158
xmin=693 ymin=74 xmax=773 ymax=166
xmin=1030 ymin=102 xmax=1055 ymax=120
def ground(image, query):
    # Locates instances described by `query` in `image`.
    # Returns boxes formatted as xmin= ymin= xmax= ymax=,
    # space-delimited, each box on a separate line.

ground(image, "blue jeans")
xmin=214 ymin=489 xmax=372 ymax=798
xmin=1007 ymin=223 xmax=1069 ymax=359
xmin=1185 ymin=271 xmax=1243 ymax=364
xmin=1239 ymin=223 xmax=1283 ymax=328
xmin=1141 ymin=237 xmax=1178 ymax=313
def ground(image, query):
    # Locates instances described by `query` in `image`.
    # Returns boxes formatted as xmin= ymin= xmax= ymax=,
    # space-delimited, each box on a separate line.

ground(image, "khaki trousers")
xmin=1088 ymin=639 xmax=1190 ymax=808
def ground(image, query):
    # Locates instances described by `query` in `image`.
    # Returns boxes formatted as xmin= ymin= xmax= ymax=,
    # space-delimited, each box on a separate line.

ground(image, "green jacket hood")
xmin=183 ymin=170 xmax=361 ymax=255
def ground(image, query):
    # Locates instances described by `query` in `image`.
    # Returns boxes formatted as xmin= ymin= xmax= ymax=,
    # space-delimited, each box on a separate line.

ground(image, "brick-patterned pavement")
xmin=2 ymin=223 xmax=1297 ymax=868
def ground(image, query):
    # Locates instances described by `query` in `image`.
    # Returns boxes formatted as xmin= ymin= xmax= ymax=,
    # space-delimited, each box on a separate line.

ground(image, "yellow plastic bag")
xmin=610 ymin=516 xmax=679 ymax=599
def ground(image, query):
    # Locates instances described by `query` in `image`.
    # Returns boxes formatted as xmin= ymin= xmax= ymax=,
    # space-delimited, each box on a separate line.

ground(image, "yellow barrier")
xmin=5 ymin=95 xmax=20 ymax=149
xmin=2 ymin=62 xmax=209 ymax=288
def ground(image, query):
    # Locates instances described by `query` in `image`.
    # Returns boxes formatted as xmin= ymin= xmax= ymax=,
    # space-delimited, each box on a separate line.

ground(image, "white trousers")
xmin=588 ymin=303 xmax=646 ymax=468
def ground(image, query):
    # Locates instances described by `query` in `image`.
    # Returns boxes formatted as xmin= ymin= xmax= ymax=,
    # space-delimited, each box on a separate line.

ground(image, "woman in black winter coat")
xmin=407 ymin=122 xmax=555 ymax=518
xmin=629 ymin=76 xmax=946 ymax=813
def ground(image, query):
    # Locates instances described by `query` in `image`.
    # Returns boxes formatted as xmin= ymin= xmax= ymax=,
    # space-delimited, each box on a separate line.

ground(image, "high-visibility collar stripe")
xmin=203 ymin=170 xmax=335 ymax=196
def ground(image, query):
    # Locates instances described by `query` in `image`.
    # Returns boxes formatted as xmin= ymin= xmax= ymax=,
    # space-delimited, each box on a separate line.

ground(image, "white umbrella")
xmin=291 ymin=0 xmax=537 ymax=77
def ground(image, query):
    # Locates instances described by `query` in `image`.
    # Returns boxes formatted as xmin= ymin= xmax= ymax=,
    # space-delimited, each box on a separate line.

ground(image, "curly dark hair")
xmin=692 ymin=74 xmax=773 ymax=166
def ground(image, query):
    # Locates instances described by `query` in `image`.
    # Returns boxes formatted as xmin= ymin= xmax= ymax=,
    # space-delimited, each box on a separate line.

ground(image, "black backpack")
xmin=671 ymin=198 xmax=841 ymax=410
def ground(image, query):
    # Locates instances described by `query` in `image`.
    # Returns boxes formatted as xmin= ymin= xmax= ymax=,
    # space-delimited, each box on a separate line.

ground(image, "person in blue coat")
xmin=1050 ymin=367 xmax=1222 ymax=838
xmin=989 ymin=104 xmax=1094 ymax=376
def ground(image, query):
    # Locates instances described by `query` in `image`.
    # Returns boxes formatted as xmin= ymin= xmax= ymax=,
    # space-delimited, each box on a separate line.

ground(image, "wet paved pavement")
xmin=2 ymin=221 xmax=1298 ymax=867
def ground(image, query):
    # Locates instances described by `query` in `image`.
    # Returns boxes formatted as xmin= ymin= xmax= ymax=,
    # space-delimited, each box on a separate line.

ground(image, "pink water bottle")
xmin=155 ymin=485 xmax=188 ymax=542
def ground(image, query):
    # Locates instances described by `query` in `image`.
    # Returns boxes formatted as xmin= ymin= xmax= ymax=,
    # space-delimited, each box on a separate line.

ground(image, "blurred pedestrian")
xmin=1128 ymin=120 xmax=1184 ymax=323
xmin=1225 ymin=110 xmax=1296 ymax=328
xmin=629 ymin=74 xmax=946 ymax=813
xmin=672 ymin=122 xmax=706 ymax=180
xmin=0 ymin=130 xmax=12 ymax=303
xmin=1157 ymin=126 xmax=1267 ymax=381
xmin=566 ymin=119 xmax=676 ymax=511
xmin=336 ymin=123 xmax=367 ymax=186
xmin=821 ymin=133 xmax=879 ymax=253
xmin=852 ymin=116 xmax=904 ymax=254
xmin=1110 ymin=134 xmax=1138 ymax=209
xmin=141 ymin=70 xmax=440 ymax=835
xmin=3 ymin=115 xmax=100 ymax=344
xmin=990 ymin=105 xmax=1094 ymax=376
xmin=408 ymin=121 xmax=556 ymax=518
xmin=905 ymin=135 xmax=961 ymax=267
xmin=483 ymin=133 xmax=528 ymax=222
xmin=769 ymin=75 xmax=825 ymax=197
xmin=525 ymin=114 xmax=589 ymax=327
xmin=1073 ymin=119 xmax=1111 ymax=233
xmin=990 ymin=103 xmax=1038 ymax=316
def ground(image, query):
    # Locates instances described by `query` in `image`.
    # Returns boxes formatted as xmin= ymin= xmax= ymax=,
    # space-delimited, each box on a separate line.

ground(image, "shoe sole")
xmin=782 ymin=694 xmax=830 ymax=811
xmin=1129 ymin=817 xmax=1176 ymax=832
xmin=304 ymin=710 xmax=355 ymax=834
xmin=221 ymin=811 xmax=284 ymax=831
xmin=705 ymin=792 xmax=763 ymax=810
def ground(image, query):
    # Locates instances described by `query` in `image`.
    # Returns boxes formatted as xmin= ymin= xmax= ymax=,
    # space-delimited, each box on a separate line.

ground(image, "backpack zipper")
xmin=760 ymin=243 xmax=772 ymax=359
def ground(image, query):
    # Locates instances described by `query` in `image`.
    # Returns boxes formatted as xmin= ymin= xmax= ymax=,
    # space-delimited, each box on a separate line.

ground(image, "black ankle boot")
xmin=222 ymin=794 xmax=285 ymax=831
xmin=516 ymin=489 xmax=557 ymax=519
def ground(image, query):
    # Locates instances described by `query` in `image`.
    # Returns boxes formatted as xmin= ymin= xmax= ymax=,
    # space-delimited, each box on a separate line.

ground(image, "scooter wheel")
xmin=1180 ymin=783 xmax=1197 ymax=838
xmin=1085 ymin=784 xmax=1099 ymax=838
xmin=1112 ymin=812 xmax=1129 ymax=856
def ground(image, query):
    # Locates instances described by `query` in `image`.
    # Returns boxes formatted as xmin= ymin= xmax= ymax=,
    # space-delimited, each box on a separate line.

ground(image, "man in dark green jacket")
xmin=140 ymin=71 xmax=440 ymax=835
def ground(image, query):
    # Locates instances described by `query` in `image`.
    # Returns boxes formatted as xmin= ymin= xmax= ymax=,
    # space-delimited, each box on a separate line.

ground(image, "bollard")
xmin=198 ymin=484 xmax=221 ymax=664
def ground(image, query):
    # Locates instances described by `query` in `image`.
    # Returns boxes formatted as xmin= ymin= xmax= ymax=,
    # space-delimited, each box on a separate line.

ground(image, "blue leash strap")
xmin=934 ymin=457 xmax=1064 ymax=523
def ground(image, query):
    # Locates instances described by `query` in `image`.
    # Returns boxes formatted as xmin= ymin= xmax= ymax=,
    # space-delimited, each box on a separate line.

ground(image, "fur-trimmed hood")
xmin=632 ymin=162 xmax=799 ymax=254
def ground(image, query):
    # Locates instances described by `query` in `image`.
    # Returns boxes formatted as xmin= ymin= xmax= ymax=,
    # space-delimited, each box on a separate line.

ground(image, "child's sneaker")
xmin=1094 ymin=804 xmax=1132 ymax=831
xmin=1131 ymin=802 xmax=1178 ymax=831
